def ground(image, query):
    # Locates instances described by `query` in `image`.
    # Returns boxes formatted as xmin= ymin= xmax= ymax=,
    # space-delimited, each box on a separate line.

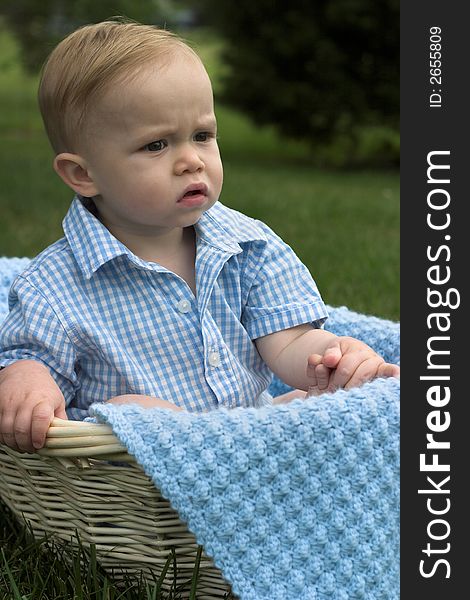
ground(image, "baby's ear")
xmin=53 ymin=153 xmax=99 ymax=197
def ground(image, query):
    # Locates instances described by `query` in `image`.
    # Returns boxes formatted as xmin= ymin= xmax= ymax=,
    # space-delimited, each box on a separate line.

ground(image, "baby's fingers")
xmin=377 ymin=362 xmax=400 ymax=379
xmin=0 ymin=410 xmax=18 ymax=452
xmin=343 ymin=358 xmax=400 ymax=390
xmin=30 ymin=402 xmax=57 ymax=451
xmin=13 ymin=406 xmax=36 ymax=453
xmin=322 ymin=344 xmax=342 ymax=369
xmin=341 ymin=357 xmax=385 ymax=390
xmin=306 ymin=364 xmax=331 ymax=397
xmin=307 ymin=355 xmax=333 ymax=396
xmin=307 ymin=353 xmax=323 ymax=372
xmin=330 ymin=350 xmax=372 ymax=389
xmin=315 ymin=363 xmax=331 ymax=390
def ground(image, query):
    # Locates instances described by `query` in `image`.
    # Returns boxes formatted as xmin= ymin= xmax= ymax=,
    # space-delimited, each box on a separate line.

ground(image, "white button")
xmin=208 ymin=351 xmax=221 ymax=367
xmin=176 ymin=299 xmax=191 ymax=314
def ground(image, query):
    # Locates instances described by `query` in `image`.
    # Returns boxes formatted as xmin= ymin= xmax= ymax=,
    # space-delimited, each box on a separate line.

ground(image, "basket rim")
xmin=0 ymin=418 xmax=131 ymax=460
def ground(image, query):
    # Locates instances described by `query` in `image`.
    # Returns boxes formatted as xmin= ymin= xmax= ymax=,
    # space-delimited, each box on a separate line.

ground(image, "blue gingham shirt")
xmin=0 ymin=197 xmax=328 ymax=417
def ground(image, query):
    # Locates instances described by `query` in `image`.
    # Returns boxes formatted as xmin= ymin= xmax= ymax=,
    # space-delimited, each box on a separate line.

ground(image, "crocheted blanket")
xmin=1 ymin=257 xmax=400 ymax=599
xmin=92 ymin=380 xmax=400 ymax=600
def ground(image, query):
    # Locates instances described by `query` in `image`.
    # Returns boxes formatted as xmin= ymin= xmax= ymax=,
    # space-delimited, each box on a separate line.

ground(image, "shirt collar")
xmin=63 ymin=197 xmax=144 ymax=279
xmin=195 ymin=201 xmax=268 ymax=253
xmin=63 ymin=197 xmax=268 ymax=279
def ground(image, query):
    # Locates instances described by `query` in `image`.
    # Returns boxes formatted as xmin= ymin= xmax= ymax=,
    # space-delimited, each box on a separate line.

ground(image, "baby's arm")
xmin=255 ymin=324 xmax=399 ymax=395
xmin=0 ymin=361 xmax=67 ymax=453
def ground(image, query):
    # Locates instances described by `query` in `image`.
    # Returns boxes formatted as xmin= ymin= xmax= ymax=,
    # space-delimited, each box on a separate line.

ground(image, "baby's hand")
xmin=306 ymin=336 xmax=399 ymax=396
xmin=0 ymin=360 xmax=67 ymax=453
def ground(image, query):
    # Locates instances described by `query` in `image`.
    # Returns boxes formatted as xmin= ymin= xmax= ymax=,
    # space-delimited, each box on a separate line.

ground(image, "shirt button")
xmin=176 ymin=299 xmax=191 ymax=314
xmin=208 ymin=351 xmax=221 ymax=368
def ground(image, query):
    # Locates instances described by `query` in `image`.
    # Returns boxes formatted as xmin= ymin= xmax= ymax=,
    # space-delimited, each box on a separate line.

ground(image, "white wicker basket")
xmin=0 ymin=418 xmax=232 ymax=599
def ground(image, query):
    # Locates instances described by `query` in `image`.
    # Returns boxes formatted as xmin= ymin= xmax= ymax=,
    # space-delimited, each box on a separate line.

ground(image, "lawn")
xmin=0 ymin=21 xmax=399 ymax=600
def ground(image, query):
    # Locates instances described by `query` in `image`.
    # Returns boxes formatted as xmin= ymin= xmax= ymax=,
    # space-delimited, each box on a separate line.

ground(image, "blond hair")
xmin=38 ymin=18 xmax=201 ymax=153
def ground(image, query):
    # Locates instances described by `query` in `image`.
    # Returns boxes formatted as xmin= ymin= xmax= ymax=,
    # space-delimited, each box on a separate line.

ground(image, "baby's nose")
xmin=174 ymin=145 xmax=205 ymax=175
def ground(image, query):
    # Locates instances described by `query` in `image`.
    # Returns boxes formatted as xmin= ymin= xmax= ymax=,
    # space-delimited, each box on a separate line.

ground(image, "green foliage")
xmin=0 ymin=0 xmax=159 ymax=73
xmin=197 ymin=0 xmax=399 ymax=167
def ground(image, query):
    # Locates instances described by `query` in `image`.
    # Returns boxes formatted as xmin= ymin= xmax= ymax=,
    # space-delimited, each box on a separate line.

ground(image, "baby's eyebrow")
xmin=131 ymin=116 xmax=217 ymax=145
xmin=196 ymin=115 xmax=217 ymax=129
xmin=132 ymin=127 xmax=174 ymax=145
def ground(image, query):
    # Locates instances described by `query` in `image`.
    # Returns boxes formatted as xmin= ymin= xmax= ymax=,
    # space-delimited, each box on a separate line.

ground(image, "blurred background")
xmin=0 ymin=0 xmax=399 ymax=320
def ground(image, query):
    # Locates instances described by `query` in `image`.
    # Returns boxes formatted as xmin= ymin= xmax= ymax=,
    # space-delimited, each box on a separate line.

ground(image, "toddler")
xmin=0 ymin=19 xmax=399 ymax=453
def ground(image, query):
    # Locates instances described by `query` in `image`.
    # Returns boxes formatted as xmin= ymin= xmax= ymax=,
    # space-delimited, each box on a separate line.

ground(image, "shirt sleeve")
xmin=0 ymin=275 xmax=79 ymax=405
xmin=241 ymin=221 xmax=328 ymax=340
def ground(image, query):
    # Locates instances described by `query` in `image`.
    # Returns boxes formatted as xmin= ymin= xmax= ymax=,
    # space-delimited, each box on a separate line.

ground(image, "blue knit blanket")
xmin=1 ymin=257 xmax=400 ymax=599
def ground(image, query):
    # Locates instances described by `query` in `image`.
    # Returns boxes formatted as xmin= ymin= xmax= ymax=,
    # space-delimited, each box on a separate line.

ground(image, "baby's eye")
xmin=194 ymin=132 xmax=215 ymax=142
xmin=144 ymin=140 xmax=167 ymax=152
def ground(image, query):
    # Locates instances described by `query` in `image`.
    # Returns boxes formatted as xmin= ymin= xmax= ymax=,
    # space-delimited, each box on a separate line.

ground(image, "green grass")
xmin=0 ymin=500 xmax=232 ymax=600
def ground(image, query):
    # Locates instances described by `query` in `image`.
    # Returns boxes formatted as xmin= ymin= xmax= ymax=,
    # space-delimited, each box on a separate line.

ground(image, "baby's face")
xmin=78 ymin=55 xmax=223 ymax=238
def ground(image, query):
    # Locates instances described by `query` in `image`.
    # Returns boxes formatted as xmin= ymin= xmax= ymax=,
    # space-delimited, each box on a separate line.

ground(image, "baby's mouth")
xmin=178 ymin=183 xmax=208 ymax=202
xmin=178 ymin=183 xmax=209 ymax=206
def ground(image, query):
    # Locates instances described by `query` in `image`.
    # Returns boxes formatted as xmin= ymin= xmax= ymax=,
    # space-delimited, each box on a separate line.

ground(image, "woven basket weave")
xmin=0 ymin=418 xmax=231 ymax=599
